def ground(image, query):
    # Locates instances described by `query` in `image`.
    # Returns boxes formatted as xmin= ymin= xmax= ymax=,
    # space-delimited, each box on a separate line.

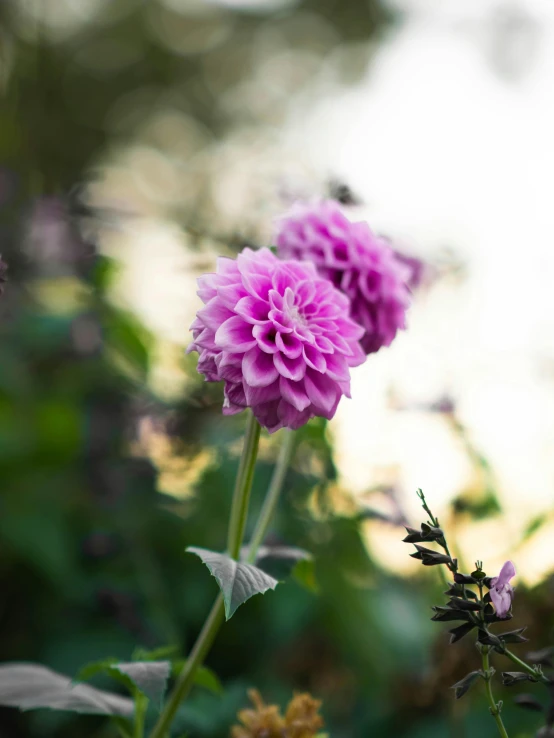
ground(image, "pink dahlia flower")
xmin=490 ymin=560 xmax=516 ymax=619
xmin=187 ymin=247 xmax=365 ymax=433
xmin=275 ymin=200 xmax=412 ymax=355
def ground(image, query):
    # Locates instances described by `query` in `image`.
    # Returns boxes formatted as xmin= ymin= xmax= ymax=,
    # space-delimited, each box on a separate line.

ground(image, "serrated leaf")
xmin=0 ymin=663 xmax=134 ymax=716
xmin=187 ymin=547 xmax=278 ymax=619
xmin=114 ymin=662 xmax=170 ymax=708
xmin=452 ymin=671 xmax=482 ymax=699
xmin=172 ymin=662 xmax=222 ymax=695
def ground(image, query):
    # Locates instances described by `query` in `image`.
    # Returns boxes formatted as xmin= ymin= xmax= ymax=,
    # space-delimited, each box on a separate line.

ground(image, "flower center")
xmin=286 ymin=304 xmax=307 ymax=326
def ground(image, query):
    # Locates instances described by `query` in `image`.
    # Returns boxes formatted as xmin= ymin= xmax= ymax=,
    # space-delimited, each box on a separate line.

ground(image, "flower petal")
xmin=275 ymin=331 xmax=303 ymax=359
xmin=242 ymin=348 xmax=279 ymax=388
xmin=235 ymin=296 xmax=270 ymax=324
xmin=497 ymin=560 xmax=516 ymax=586
xmin=243 ymin=379 xmax=281 ymax=407
xmin=253 ymin=321 xmax=279 ymax=354
xmin=196 ymin=298 xmax=235 ymax=332
xmin=215 ymin=316 xmax=256 ymax=352
xmin=274 ymin=352 xmax=306 ymax=381
xmin=302 ymin=344 xmax=326 ymax=373
xmin=304 ymin=369 xmax=339 ymax=415
xmin=279 ymin=377 xmax=310 ymax=412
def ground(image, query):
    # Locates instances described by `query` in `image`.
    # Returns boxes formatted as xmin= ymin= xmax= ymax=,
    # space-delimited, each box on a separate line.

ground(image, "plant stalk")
xmin=482 ymin=647 xmax=510 ymax=738
xmin=227 ymin=414 xmax=262 ymax=559
xmin=149 ymin=413 xmax=260 ymax=738
xmin=502 ymin=648 xmax=551 ymax=686
xmin=149 ymin=416 xmax=295 ymax=738
xmin=246 ymin=429 xmax=295 ymax=563
xmin=134 ymin=694 xmax=148 ymax=738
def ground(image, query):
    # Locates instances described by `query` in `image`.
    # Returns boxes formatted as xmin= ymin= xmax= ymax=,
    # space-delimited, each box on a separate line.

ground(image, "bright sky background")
xmin=99 ymin=0 xmax=554 ymax=583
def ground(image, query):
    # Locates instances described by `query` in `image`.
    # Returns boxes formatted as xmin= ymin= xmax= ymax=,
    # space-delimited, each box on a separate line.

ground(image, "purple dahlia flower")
xmin=490 ymin=560 xmax=516 ymax=619
xmin=275 ymin=200 xmax=412 ymax=355
xmin=187 ymin=247 xmax=365 ymax=433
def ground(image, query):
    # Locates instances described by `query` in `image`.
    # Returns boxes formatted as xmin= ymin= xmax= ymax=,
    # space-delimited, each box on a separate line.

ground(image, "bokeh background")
xmin=1 ymin=0 xmax=554 ymax=736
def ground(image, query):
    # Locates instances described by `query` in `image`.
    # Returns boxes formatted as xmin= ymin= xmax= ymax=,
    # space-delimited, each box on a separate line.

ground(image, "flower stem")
xmin=148 ymin=413 xmax=261 ymax=738
xmin=482 ymin=647 xmax=510 ymax=738
xmin=246 ymin=429 xmax=295 ymax=563
xmin=502 ymin=648 xmax=551 ymax=686
xmin=149 ymin=417 xmax=296 ymax=738
xmin=134 ymin=694 xmax=148 ymax=738
xmin=227 ymin=413 xmax=262 ymax=558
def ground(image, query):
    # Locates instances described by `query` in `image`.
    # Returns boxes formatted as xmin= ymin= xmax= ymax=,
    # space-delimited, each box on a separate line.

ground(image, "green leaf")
xmin=78 ymin=659 xmax=170 ymax=708
xmin=0 ymin=663 xmax=133 ymax=716
xmin=113 ymin=662 xmax=170 ymax=708
xmin=172 ymin=662 xmax=222 ymax=695
xmin=77 ymin=659 xmax=134 ymax=694
xmin=187 ymin=547 xmax=278 ymax=619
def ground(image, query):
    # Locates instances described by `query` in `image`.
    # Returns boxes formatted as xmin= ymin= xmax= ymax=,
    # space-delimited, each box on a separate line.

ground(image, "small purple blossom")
xmin=274 ymin=200 xmax=412 ymax=355
xmin=490 ymin=560 xmax=516 ymax=618
xmin=187 ymin=247 xmax=365 ymax=433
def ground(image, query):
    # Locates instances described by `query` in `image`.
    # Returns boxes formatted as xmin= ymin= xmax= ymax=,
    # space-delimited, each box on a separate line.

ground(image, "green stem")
xmin=148 ymin=414 xmax=263 ymax=738
xmin=150 ymin=595 xmax=226 ymax=738
xmin=227 ymin=414 xmax=262 ymax=558
xmin=482 ymin=647 xmax=510 ymax=738
xmin=503 ymin=648 xmax=551 ymax=686
xmin=134 ymin=694 xmax=148 ymax=738
xmin=246 ymin=429 xmax=295 ymax=563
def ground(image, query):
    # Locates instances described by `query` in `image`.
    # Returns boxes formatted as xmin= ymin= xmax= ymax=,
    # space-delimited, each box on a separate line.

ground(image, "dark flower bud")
xmin=448 ymin=597 xmax=482 ymax=612
xmin=514 ymin=694 xmax=544 ymax=713
xmin=422 ymin=553 xmax=454 ymax=566
xmin=454 ymin=573 xmax=478 ymax=585
xmin=478 ymin=630 xmax=504 ymax=649
xmin=444 ymin=583 xmax=464 ymax=597
xmin=403 ymin=527 xmax=424 ymax=543
xmin=452 ymin=671 xmax=483 ymax=699
xmin=449 ymin=622 xmax=476 ymax=644
xmin=420 ymin=522 xmax=445 ymax=540
xmin=403 ymin=524 xmax=445 ymax=543
xmin=410 ymin=544 xmax=437 ymax=559
xmin=432 ymin=606 xmax=472 ymax=622
xmin=471 ymin=569 xmax=487 ymax=580
xmin=484 ymin=603 xmax=513 ymax=623
xmin=497 ymin=627 xmax=529 ymax=645
xmin=502 ymin=672 xmax=536 ymax=686
xmin=483 ymin=576 xmax=494 ymax=589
